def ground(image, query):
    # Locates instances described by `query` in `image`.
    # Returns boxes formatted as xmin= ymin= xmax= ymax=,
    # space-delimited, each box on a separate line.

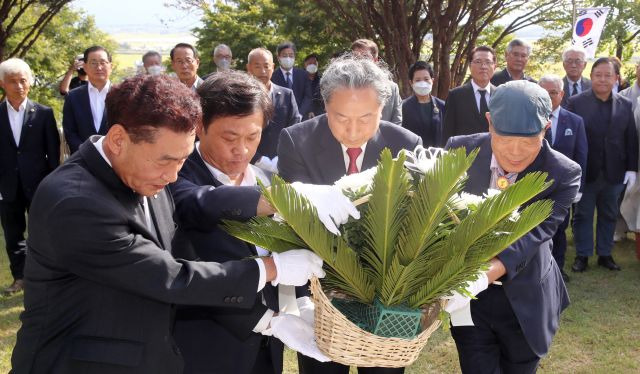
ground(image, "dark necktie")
xmin=346 ymin=147 xmax=362 ymax=175
xmin=478 ymin=89 xmax=489 ymax=118
xmin=572 ymin=82 xmax=579 ymax=96
xmin=544 ymin=125 xmax=553 ymax=145
xmin=286 ymin=72 xmax=293 ymax=89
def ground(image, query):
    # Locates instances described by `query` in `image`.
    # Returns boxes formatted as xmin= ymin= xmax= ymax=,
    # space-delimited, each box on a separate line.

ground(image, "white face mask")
xmin=306 ymin=64 xmax=318 ymax=74
xmin=279 ymin=56 xmax=295 ymax=70
xmin=147 ymin=65 xmax=163 ymax=76
xmin=413 ymin=81 xmax=432 ymax=96
xmin=216 ymin=58 xmax=231 ymax=71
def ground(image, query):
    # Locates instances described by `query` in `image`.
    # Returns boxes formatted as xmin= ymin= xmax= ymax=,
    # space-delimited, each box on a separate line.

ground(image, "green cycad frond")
xmin=222 ymin=218 xmax=306 ymax=253
xmin=263 ymin=176 xmax=375 ymax=303
xmin=359 ymin=149 xmax=410 ymax=290
xmin=395 ymin=148 xmax=478 ymax=265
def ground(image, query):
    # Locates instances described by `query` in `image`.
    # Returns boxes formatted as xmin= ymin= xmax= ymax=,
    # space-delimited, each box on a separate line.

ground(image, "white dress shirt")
xmin=549 ymin=107 xmax=561 ymax=145
xmin=6 ymin=98 xmax=27 ymax=146
xmin=340 ymin=143 xmax=367 ymax=173
xmin=471 ymin=79 xmax=491 ymax=113
xmin=279 ymin=67 xmax=293 ymax=86
xmin=88 ymin=81 xmax=110 ymax=132
xmin=191 ymin=76 xmax=204 ymax=92
xmin=566 ymin=78 xmax=582 ymax=96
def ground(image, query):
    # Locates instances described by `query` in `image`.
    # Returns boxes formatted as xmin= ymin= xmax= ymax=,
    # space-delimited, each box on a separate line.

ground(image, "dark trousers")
xmin=298 ymin=353 xmax=405 ymax=374
xmin=0 ymin=185 xmax=28 ymax=280
xmin=551 ymin=212 xmax=570 ymax=270
xmin=573 ymin=176 xmax=625 ymax=257
xmin=450 ymin=285 xmax=540 ymax=374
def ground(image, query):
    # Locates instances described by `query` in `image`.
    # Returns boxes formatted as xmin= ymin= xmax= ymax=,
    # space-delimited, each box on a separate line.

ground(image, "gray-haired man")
xmin=491 ymin=38 xmax=537 ymax=86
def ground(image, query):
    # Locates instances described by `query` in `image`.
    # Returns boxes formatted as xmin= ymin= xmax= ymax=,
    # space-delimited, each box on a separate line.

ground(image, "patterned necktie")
xmin=572 ymin=82 xmax=579 ymax=96
xmin=346 ymin=147 xmax=362 ymax=175
xmin=286 ymin=72 xmax=293 ymax=89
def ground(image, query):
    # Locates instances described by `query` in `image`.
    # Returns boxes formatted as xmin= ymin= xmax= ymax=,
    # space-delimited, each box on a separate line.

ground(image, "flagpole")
xmin=572 ymin=0 xmax=577 ymax=30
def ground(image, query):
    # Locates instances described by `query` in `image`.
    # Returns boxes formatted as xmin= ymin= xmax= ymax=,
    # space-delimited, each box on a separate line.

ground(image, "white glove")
xmin=271 ymin=250 xmax=325 ymax=286
xmin=444 ymin=272 xmax=489 ymax=327
xmin=262 ymin=314 xmax=330 ymax=362
xmin=255 ymin=156 xmax=279 ymax=174
xmin=624 ymin=171 xmax=637 ymax=188
xmin=291 ymin=182 xmax=360 ymax=235
xmin=573 ymin=192 xmax=582 ymax=203
xmin=297 ymin=296 xmax=315 ymax=325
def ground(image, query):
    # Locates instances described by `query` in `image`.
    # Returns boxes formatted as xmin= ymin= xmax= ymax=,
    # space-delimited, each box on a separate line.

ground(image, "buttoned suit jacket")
xmin=277 ymin=114 xmax=422 ymax=185
xmin=561 ymin=76 xmax=591 ymax=108
xmin=490 ymin=69 xmax=537 ymax=86
xmin=170 ymin=150 xmax=284 ymax=374
xmin=550 ymin=108 xmax=588 ymax=191
xmin=401 ymin=95 xmax=445 ymax=147
xmin=271 ymin=67 xmax=313 ymax=118
xmin=257 ymin=83 xmax=302 ymax=160
xmin=0 ymin=99 xmax=60 ymax=202
xmin=566 ymin=89 xmax=638 ymax=184
xmin=446 ymin=133 xmax=578 ymax=356
xmin=11 ymin=138 xmax=264 ymax=374
xmin=62 ymin=84 xmax=108 ymax=154
xmin=442 ymin=82 xmax=496 ymax=144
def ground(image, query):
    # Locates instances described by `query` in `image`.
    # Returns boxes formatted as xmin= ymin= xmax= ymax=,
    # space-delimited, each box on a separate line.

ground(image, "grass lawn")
xmin=1 ymin=231 xmax=639 ymax=373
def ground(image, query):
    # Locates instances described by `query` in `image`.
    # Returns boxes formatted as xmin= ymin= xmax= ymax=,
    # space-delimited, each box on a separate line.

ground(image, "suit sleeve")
xmin=170 ymin=174 xmax=261 ymax=231
xmin=574 ymin=116 xmax=588 ymax=191
xmin=43 ymin=107 xmax=61 ymax=171
xmin=277 ymin=128 xmax=312 ymax=183
xmin=497 ymin=163 xmax=581 ymax=281
xmin=625 ymin=108 xmax=639 ymax=172
xmin=62 ymin=94 xmax=83 ymax=153
xmin=49 ymin=195 xmax=261 ymax=308
xmin=288 ymin=92 xmax=302 ymax=126
xmin=390 ymin=83 xmax=403 ymax=125
xmin=442 ymin=90 xmax=457 ymax=144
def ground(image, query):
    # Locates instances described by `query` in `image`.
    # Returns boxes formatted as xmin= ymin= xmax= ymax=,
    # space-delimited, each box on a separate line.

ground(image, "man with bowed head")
xmin=445 ymin=81 xmax=580 ymax=374
xmin=10 ymin=74 xmax=335 ymax=374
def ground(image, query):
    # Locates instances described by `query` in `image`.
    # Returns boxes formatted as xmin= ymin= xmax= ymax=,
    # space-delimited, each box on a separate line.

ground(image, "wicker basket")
xmin=310 ymin=277 xmax=443 ymax=367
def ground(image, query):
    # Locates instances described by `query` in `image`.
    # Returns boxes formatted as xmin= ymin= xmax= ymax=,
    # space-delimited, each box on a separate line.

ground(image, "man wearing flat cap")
xmin=445 ymin=81 xmax=581 ymax=374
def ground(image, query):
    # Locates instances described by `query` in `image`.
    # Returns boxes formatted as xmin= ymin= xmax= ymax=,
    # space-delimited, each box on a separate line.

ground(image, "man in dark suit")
xmin=62 ymin=45 xmax=112 ymax=153
xmin=0 ymin=58 xmax=60 ymax=295
xmin=247 ymin=47 xmax=301 ymax=171
xmin=538 ymin=75 xmax=588 ymax=282
xmin=401 ymin=61 xmax=445 ymax=147
xmin=445 ymin=81 xmax=579 ymax=374
xmin=491 ymin=39 xmax=537 ymax=86
xmin=271 ymin=41 xmax=313 ymax=119
xmin=278 ymin=55 xmax=421 ymax=374
xmin=442 ymin=45 xmax=497 ymax=144
xmin=560 ymin=46 xmax=592 ymax=108
xmin=10 ymin=74 xmax=327 ymax=374
xmin=567 ymin=57 xmax=638 ymax=272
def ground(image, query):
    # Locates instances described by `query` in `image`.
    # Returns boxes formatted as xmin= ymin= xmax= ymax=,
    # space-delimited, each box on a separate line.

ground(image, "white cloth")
xmin=471 ymin=79 xmax=491 ymax=113
xmin=624 ymin=171 xmax=637 ymax=188
xmin=444 ymin=272 xmax=489 ymax=326
xmin=340 ymin=143 xmax=367 ymax=173
xmin=270 ymin=250 xmax=325 ymax=287
xmin=6 ymin=98 xmax=27 ymax=146
xmin=261 ymin=314 xmax=330 ymax=362
xmin=549 ymin=107 xmax=561 ymax=145
xmin=88 ymin=81 xmax=110 ymax=132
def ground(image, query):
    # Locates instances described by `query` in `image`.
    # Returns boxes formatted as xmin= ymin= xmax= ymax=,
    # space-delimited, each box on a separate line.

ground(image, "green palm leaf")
xmin=222 ymin=217 xmax=306 ymax=253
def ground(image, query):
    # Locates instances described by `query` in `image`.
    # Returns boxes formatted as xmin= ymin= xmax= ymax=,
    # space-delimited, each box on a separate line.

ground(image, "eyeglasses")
xmin=88 ymin=60 xmax=111 ymax=68
xmin=174 ymin=58 xmax=196 ymax=66
xmin=471 ymin=60 xmax=494 ymax=67
xmin=564 ymin=59 xmax=585 ymax=66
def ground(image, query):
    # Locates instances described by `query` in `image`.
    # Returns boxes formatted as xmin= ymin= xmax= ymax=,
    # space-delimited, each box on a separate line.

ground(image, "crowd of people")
xmin=0 ymin=34 xmax=638 ymax=374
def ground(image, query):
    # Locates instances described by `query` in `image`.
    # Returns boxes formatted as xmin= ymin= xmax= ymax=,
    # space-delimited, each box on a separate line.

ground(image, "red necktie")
xmin=346 ymin=147 xmax=362 ymax=175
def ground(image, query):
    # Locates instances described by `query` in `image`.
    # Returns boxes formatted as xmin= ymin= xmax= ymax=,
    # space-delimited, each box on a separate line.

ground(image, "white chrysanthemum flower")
xmin=403 ymin=145 xmax=447 ymax=175
xmin=452 ymin=192 xmax=485 ymax=210
xmin=485 ymin=189 xmax=501 ymax=198
xmin=334 ymin=166 xmax=377 ymax=193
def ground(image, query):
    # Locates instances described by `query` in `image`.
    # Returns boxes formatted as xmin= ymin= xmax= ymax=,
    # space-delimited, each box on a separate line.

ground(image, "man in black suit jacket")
xmin=11 ymin=75 xmax=326 ymax=374
xmin=560 ymin=46 xmax=592 ymax=108
xmin=62 ymin=45 xmax=112 ymax=153
xmin=567 ymin=58 xmax=639 ymax=273
xmin=271 ymin=41 xmax=313 ymax=119
xmin=443 ymin=46 xmax=497 ymax=144
xmin=0 ymin=58 xmax=60 ymax=294
xmin=278 ymin=54 xmax=421 ymax=374
xmin=445 ymin=81 xmax=578 ymax=374
xmin=247 ymin=47 xmax=301 ymax=169
xmin=490 ymin=39 xmax=537 ymax=87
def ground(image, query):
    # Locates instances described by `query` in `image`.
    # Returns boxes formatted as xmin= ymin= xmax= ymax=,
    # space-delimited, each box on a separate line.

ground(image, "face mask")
xmin=306 ymin=64 xmax=318 ymax=74
xmin=217 ymin=58 xmax=231 ymax=71
xmin=279 ymin=57 xmax=295 ymax=70
xmin=413 ymin=81 xmax=432 ymax=96
xmin=147 ymin=65 xmax=163 ymax=76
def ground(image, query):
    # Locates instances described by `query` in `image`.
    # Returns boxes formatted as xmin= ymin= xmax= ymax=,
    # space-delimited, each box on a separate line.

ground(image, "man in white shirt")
xmin=170 ymin=43 xmax=203 ymax=91
xmin=62 ymin=45 xmax=112 ymax=153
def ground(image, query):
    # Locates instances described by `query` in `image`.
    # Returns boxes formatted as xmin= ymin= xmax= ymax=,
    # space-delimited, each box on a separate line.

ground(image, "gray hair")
xmin=538 ymin=74 xmax=563 ymax=91
xmin=213 ymin=44 xmax=231 ymax=57
xmin=247 ymin=48 xmax=273 ymax=64
xmin=506 ymin=38 xmax=533 ymax=55
xmin=0 ymin=58 xmax=34 ymax=84
xmin=320 ymin=53 xmax=392 ymax=105
xmin=562 ymin=46 xmax=587 ymax=62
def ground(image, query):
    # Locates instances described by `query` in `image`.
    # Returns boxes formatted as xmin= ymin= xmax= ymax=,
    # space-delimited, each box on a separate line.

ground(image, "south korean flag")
xmin=571 ymin=7 xmax=610 ymax=59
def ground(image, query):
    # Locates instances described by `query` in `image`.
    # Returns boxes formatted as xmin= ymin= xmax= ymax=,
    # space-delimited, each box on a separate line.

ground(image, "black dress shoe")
xmin=571 ymin=256 xmax=588 ymax=272
xmin=597 ymin=256 xmax=621 ymax=271
xmin=560 ymin=269 xmax=570 ymax=283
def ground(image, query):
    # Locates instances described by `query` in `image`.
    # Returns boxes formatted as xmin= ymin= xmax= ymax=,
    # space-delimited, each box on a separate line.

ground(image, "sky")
xmin=72 ymin=0 xmax=202 ymax=34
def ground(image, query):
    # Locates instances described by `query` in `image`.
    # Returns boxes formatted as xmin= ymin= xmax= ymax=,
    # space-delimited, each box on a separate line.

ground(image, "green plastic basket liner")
xmin=331 ymin=298 xmax=423 ymax=339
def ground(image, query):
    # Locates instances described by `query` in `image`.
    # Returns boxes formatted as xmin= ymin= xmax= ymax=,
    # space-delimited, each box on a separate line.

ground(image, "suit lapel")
xmin=0 ymin=101 xmax=17 ymax=149
xmin=18 ymin=100 xmax=35 ymax=147
xmin=466 ymin=135 xmax=492 ymax=195
xmin=555 ymin=110 xmax=568 ymax=147
xmin=147 ymin=192 xmax=172 ymax=250
xmin=80 ymin=86 xmax=96 ymax=134
xmin=316 ymin=118 xmax=347 ymax=183
xmin=362 ymin=129 xmax=385 ymax=170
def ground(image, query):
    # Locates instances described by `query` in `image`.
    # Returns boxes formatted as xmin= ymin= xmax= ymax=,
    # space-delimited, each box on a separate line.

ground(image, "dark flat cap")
xmin=489 ymin=80 xmax=551 ymax=137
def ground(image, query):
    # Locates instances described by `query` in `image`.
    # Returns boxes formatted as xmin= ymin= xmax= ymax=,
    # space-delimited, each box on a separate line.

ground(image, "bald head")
xmin=246 ymin=48 xmax=275 ymax=88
